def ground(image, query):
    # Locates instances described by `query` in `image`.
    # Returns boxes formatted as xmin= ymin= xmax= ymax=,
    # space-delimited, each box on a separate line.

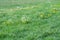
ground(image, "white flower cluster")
xmin=21 ymin=15 xmax=30 ymax=23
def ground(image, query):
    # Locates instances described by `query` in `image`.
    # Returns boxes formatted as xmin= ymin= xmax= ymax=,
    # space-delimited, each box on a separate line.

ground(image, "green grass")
xmin=0 ymin=0 xmax=60 ymax=40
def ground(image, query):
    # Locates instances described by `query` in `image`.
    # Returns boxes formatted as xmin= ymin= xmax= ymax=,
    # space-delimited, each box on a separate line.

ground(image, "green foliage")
xmin=0 ymin=0 xmax=60 ymax=40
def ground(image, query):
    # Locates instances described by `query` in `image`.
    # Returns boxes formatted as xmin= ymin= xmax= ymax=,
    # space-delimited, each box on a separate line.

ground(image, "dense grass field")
xmin=0 ymin=0 xmax=60 ymax=40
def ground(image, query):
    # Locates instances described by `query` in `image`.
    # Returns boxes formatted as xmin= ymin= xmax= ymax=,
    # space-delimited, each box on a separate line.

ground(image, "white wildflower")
xmin=21 ymin=15 xmax=30 ymax=23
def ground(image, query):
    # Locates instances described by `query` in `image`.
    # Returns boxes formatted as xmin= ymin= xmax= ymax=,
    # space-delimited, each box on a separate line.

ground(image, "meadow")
xmin=0 ymin=0 xmax=60 ymax=40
